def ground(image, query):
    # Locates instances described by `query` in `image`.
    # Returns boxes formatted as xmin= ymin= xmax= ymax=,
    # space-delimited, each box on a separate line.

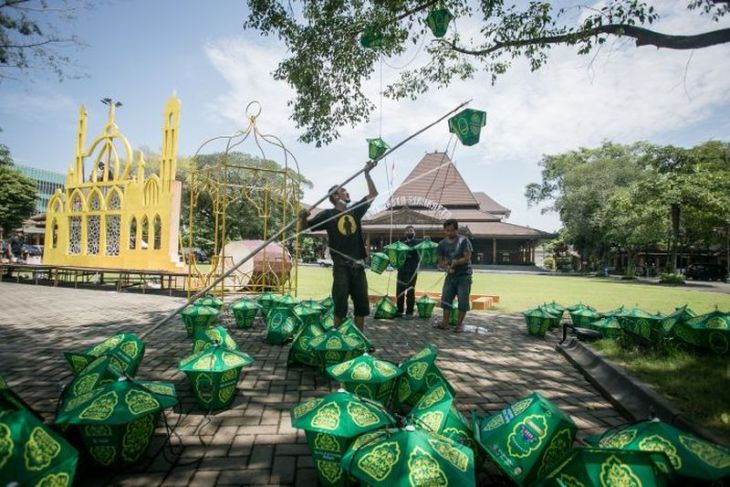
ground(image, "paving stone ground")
xmin=0 ymin=282 xmax=628 ymax=486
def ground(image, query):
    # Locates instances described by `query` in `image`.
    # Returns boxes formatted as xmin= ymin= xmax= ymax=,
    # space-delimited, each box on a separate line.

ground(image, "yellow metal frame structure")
xmin=43 ymin=96 xmax=184 ymax=272
xmin=185 ymin=102 xmax=301 ymax=299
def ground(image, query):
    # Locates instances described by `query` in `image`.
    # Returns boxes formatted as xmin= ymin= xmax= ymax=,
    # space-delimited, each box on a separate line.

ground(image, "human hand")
xmin=365 ymin=160 xmax=377 ymax=173
xmin=299 ymin=208 xmax=310 ymax=219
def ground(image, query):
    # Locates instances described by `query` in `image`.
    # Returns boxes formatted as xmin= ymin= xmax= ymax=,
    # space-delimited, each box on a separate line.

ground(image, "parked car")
xmin=21 ymin=244 xmax=42 ymax=257
xmin=181 ymin=247 xmax=208 ymax=264
xmin=316 ymin=258 xmax=333 ymax=267
xmin=684 ymin=263 xmax=728 ymax=282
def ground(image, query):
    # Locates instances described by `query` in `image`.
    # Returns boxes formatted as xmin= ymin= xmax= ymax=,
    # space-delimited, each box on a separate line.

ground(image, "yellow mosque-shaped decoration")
xmin=43 ymin=96 xmax=184 ymax=271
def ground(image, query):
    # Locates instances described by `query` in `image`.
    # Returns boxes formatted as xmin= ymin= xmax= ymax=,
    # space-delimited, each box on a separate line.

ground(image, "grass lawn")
xmin=591 ymin=339 xmax=730 ymax=445
xmin=293 ymin=266 xmax=730 ymax=314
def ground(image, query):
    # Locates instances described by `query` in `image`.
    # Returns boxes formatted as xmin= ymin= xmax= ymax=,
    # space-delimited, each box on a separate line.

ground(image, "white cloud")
xmin=0 ymin=90 xmax=74 ymax=121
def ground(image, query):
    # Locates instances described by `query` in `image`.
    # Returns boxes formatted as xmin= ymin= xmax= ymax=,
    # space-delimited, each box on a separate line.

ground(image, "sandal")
xmin=453 ymin=326 xmax=464 ymax=333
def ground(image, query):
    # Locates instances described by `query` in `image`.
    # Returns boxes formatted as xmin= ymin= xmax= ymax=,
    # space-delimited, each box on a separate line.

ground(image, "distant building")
xmin=15 ymin=164 xmax=65 ymax=214
xmin=362 ymin=152 xmax=554 ymax=265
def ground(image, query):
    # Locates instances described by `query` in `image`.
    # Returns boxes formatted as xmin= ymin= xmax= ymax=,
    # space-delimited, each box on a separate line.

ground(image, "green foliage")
xmin=0 ymin=1 xmax=88 ymax=82
xmin=0 ymin=148 xmax=37 ymax=234
xmin=243 ymin=1 xmax=729 ymax=145
xmin=542 ymin=256 xmax=554 ymax=271
xmin=659 ymin=273 xmax=686 ymax=285
xmin=526 ymin=140 xmax=730 ymax=271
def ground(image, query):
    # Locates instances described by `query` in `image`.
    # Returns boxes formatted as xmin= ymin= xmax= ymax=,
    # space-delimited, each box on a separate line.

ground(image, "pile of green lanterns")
xmin=523 ymin=301 xmax=730 ymax=354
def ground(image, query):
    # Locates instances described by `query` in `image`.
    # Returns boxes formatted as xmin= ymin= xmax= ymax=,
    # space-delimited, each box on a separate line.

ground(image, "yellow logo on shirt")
xmin=337 ymin=215 xmax=357 ymax=236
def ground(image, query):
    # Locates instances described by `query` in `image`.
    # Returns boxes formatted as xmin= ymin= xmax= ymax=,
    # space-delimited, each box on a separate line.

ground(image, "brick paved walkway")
xmin=0 ymin=282 xmax=627 ymax=486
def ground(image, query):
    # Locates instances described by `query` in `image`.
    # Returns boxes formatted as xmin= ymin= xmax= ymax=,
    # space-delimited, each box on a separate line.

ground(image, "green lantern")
xmin=374 ymin=295 xmax=397 ymax=319
xmin=55 ymin=377 xmax=178 ymax=467
xmin=266 ymin=306 xmax=303 ymax=345
xmin=540 ymin=447 xmax=670 ymax=486
xmin=64 ymin=332 xmax=145 ymax=376
xmin=409 ymin=383 xmax=475 ymax=451
xmin=319 ymin=296 xmax=335 ymax=312
xmin=194 ymin=294 xmax=223 ymax=310
xmin=585 ymin=317 xmax=622 ymax=339
xmin=414 ymin=238 xmax=439 ymax=266
xmin=416 ymin=295 xmax=437 ymax=318
xmin=291 ymin=390 xmax=396 ymax=487
xmin=338 ymin=319 xmax=374 ymax=351
xmin=230 ymin=298 xmax=261 ymax=329
xmin=659 ymin=305 xmax=695 ymax=341
xmin=569 ymin=306 xmax=601 ymax=327
xmin=327 ymin=353 xmax=403 ymax=406
xmin=448 ymin=298 xmax=460 ymax=326
xmin=367 ymin=138 xmax=390 ymax=161
xmin=257 ymin=291 xmax=279 ymax=315
xmin=383 ymin=241 xmax=412 ymax=269
xmin=677 ymin=309 xmax=730 ymax=354
xmin=543 ymin=301 xmax=565 ymax=320
xmin=472 ymin=392 xmax=578 ymax=486
xmin=60 ymin=354 xmax=129 ymax=409
xmin=448 ymin=108 xmax=487 ymax=146
xmin=360 ymin=23 xmax=383 ymax=49
xmin=277 ymin=293 xmax=300 ymax=309
xmin=340 ymin=424 xmax=476 ymax=487
xmin=370 ymin=252 xmax=390 ymax=274
xmin=310 ymin=328 xmax=366 ymax=374
xmin=522 ymin=306 xmax=559 ymax=337
xmin=180 ymin=304 xmax=219 ymax=338
xmin=602 ymin=305 xmax=626 ymax=318
xmin=288 ymin=322 xmax=327 ymax=368
xmin=192 ymin=325 xmax=239 ymax=354
xmin=179 ymin=346 xmax=254 ymax=410
xmin=393 ymin=344 xmax=455 ymax=410
xmin=322 ymin=308 xmax=336 ymax=330
xmin=616 ymin=307 xmax=664 ymax=345
xmin=0 ymin=406 xmax=79 ymax=486
xmin=425 ymin=8 xmax=454 ymax=38
xmin=0 ymin=374 xmax=39 ymax=417
xmin=293 ymin=303 xmax=322 ymax=326
xmin=592 ymin=419 xmax=730 ymax=482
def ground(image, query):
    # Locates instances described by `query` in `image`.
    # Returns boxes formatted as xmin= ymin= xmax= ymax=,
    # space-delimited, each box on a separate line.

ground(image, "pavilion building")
xmin=362 ymin=152 xmax=553 ymax=266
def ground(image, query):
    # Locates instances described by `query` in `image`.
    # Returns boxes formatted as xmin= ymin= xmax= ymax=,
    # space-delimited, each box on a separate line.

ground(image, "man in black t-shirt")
xmin=299 ymin=160 xmax=378 ymax=331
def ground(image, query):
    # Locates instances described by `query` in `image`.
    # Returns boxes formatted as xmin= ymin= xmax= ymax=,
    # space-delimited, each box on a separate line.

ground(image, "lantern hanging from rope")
xmin=360 ymin=23 xmax=384 ymax=49
xmin=367 ymin=137 xmax=390 ymax=160
xmin=426 ymin=8 xmax=454 ymax=38
xmin=448 ymin=108 xmax=487 ymax=146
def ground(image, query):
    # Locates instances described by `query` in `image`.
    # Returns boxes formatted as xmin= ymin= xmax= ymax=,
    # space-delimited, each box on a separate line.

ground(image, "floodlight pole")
xmin=152 ymin=99 xmax=472 ymax=330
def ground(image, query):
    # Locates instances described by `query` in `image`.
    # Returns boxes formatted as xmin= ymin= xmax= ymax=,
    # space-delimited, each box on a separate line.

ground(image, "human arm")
xmin=364 ymin=160 xmax=378 ymax=201
xmin=298 ymin=208 xmax=311 ymax=231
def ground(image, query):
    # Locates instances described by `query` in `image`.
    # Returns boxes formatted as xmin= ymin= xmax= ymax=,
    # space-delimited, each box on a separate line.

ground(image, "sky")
xmin=2 ymin=1 xmax=729 ymax=233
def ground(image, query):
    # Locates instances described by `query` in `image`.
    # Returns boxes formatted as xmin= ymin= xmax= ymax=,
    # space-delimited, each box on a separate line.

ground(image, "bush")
xmin=659 ymin=273 xmax=685 ymax=285
xmin=543 ymin=256 xmax=555 ymax=271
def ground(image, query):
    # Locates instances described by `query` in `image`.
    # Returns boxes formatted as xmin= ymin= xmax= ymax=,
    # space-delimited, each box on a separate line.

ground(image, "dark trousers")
xmin=396 ymin=269 xmax=418 ymax=315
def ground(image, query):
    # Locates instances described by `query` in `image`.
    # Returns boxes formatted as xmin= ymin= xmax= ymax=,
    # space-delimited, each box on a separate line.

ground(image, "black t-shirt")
xmin=437 ymin=235 xmax=473 ymax=276
xmin=398 ymin=237 xmax=421 ymax=274
xmin=308 ymin=197 xmax=371 ymax=265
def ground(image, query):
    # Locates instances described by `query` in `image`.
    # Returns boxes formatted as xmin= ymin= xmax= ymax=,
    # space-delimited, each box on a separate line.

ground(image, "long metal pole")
xmin=152 ymin=99 xmax=472 ymax=329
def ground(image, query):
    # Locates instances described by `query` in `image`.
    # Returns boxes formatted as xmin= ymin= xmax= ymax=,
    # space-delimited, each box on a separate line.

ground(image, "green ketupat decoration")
xmin=409 ymin=384 xmax=475 ymax=451
xmin=592 ymin=419 xmax=730 ymax=482
xmin=327 ymin=353 xmax=403 ymax=406
xmin=180 ymin=304 xmax=219 ymax=338
xmin=230 ymin=298 xmax=261 ymax=329
xmin=192 ymin=325 xmax=239 ymax=354
xmin=194 ymin=294 xmax=223 ymax=310
xmin=539 ymin=447 xmax=670 ymax=486
xmin=340 ymin=424 xmax=476 ymax=487
xmin=291 ymin=390 xmax=395 ymax=487
xmin=265 ymin=306 xmax=303 ymax=345
xmin=178 ymin=345 xmax=254 ymax=410
xmin=288 ymin=322 xmax=327 ymax=368
xmin=374 ymin=296 xmax=397 ymax=320
xmin=472 ymin=392 xmax=577 ymax=486
xmin=64 ymin=332 xmax=145 ymax=376
xmin=55 ymin=377 xmax=177 ymax=467
xmin=310 ymin=328 xmax=366 ymax=374
xmin=416 ymin=295 xmax=437 ymax=319
xmin=448 ymin=108 xmax=487 ymax=146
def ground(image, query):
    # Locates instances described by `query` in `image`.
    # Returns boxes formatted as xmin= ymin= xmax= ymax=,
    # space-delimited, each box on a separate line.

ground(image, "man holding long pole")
xmin=299 ymin=160 xmax=378 ymax=332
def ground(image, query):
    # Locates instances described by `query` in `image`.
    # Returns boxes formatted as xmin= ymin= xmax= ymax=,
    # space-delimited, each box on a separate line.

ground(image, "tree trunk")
xmin=670 ymin=204 xmax=680 ymax=273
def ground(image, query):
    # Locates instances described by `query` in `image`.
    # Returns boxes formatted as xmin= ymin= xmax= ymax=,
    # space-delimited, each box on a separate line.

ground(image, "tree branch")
xmin=442 ymin=24 xmax=730 ymax=54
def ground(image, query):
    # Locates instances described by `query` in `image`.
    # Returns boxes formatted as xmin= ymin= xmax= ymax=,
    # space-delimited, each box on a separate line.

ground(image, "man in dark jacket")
xmin=395 ymin=225 xmax=421 ymax=319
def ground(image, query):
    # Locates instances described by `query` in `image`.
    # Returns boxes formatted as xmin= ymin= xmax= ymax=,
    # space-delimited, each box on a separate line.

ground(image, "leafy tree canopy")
xmin=244 ymin=0 xmax=730 ymax=146
xmin=0 ymin=145 xmax=37 ymax=234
